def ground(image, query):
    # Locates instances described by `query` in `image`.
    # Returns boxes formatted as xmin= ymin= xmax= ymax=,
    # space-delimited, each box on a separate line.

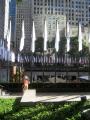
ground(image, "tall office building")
xmin=0 ymin=0 xmax=5 ymax=39
xmin=16 ymin=0 xmax=90 ymax=52
xmin=16 ymin=0 xmax=66 ymax=52
xmin=9 ymin=0 xmax=16 ymax=47
xmin=16 ymin=0 xmax=32 ymax=52
xmin=32 ymin=0 xmax=90 ymax=26
xmin=0 ymin=0 xmax=15 ymax=41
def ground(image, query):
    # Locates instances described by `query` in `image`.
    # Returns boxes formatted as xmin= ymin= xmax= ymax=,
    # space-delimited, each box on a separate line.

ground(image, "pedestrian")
xmin=22 ymin=75 xmax=30 ymax=92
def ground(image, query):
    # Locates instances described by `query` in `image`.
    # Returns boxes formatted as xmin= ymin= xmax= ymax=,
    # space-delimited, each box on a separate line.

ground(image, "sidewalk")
xmin=0 ymin=90 xmax=90 ymax=102
xmin=0 ymin=92 xmax=22 ymax=99
xmin=21 ymin=90 xmax=90 ymax=103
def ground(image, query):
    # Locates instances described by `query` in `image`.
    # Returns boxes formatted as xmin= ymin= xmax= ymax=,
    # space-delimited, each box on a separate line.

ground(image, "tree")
xmin=58 ymin=37 xmax=66 ymax=56
xmin=16 ymin=0 xmax=22 ymax=4
xmin=69 ymin=37 xmax=89 ymax=57
xmin=35 ymin=37 xmax=44 ymax=53
xmin=69 ymin=37 xmax=79 ymax=57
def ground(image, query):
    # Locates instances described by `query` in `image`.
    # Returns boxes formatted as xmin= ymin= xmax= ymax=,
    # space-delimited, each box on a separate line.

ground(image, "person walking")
xmin=22 ymin=75 xmax=30 ymax=92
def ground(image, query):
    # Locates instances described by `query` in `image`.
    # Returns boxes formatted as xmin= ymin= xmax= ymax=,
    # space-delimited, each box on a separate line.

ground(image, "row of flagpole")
xmin=31 ymin=18 xmax=86 ymax=55
xmin=3 ymin=18 xmax=89 ymax=63
xmin=2 ymin=19 xmax=85 ymax=62
xmin=31 ymin=20 xmax=87 ymax=54
xmin=3 ymin=0 xmax=90 ymax=57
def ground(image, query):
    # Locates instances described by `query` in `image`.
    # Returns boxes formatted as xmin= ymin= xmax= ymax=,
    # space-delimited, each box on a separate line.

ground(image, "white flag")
xmin=4 ymin=0 xmax=10 ymax=39
xmin=19 ymin=20 xmax=25 ymax=52
xmin=78 ymin=22 xmax=82 ymax=51
xmin=55 ymin=21 xmax=60 ymax=52
xmin=7 ymin=20 xmax=11 ymax=51
xmin=66 ymin=21 xmax=70 ymax=52
xmin=0 ymin=40 xmax=5 ymax=59
xmin=17 ymin=53 xmax=20 ymax=62
xmin=31 ymin=21 xmax=36 ymax=53
xmin=43 ymin=19 xmax=48 ymax=51
xmin=11 ymin=51 xmax=15 ymax=62
xmin=4 ymin=48 xmax=8 ymax=61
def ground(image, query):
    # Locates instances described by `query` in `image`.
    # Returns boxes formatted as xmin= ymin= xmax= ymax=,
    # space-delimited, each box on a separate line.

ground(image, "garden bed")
xmin=0 ymin=98 xmax=90 ymax=119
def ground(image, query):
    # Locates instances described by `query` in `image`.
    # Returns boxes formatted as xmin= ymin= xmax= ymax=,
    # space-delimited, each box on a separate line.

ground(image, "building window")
xmin=45 ymin=8 xmax=47 ymax=14
xmin=40 ymin=8 xmax=42 ymax=14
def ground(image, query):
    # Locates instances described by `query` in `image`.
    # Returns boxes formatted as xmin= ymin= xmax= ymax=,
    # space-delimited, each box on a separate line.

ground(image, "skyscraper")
xmin=32 ymin=0 xmax=90 ymax=26
xmin=9 ymin=0 xmax=16 ymax=47
xmin=0 ymin=0 xmax=5 ymax=39
xmin=16 ymin=0 xmax=90 ymax=52
xmin=16 ymin=0 xmax=32 ymax=52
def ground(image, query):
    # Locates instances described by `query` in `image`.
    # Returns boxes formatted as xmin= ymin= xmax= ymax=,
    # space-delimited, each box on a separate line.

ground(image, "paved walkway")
xmin=0 ymin=90 xmax=90 ymax=103
xmin=0 ymin=93 xmax=22 ymax=99
xmin=21 ymin=90 xmax=90 ymax=103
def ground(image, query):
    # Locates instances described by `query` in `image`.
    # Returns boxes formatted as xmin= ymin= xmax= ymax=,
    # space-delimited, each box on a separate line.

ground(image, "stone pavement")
xmin=0 ymin=90 xmax=90 ymax=103
xmin=21 ymin=89 xmax=90 ymax=103
xmin=0 ymin=93 xmax=22 ymax=99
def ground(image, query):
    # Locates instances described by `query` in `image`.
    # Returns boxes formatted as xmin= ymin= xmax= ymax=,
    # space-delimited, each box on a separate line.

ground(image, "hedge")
xmin=0 ymin=98 xmax=90 ymax=120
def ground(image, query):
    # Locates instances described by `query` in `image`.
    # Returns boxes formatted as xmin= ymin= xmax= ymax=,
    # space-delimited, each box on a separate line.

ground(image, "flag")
xmin=0 ymin=39 xmax=5 ymax=60
xmin=17 ymin=53 xmax=20 ymax=62
xmin=66 ymin=21 xmax=70 ymax=52
xmin=7 ymin=20 xmax=11 ymax=51
xmin=0 ymin=39 xmax=3 ymax=57
xmin=19 ymin=20 xmax=25 ymax=52
xmin=78 ymin=22 xmax=82 ymax=51
xmin=43 ymin=19 xmax=48 ymax=51
xmin=11 ymin=51 xmax=15 ymax=62
xmin=4 ymin=48 xmax=8 ymax=61
xmin=55 ymin=21 xmax=60 ymax=52
xmin=31 ymin=21 xmax=36 ymax=52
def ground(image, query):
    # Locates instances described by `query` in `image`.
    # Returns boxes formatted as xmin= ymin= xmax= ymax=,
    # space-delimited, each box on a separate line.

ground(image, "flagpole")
xmin=19 ymin=19 xmax=25 ymax=83
xmin=89 ymin=43 xmax=90 ymax=80
xmin=78 ymin=22 xmax=82 ymax=79
xmin=55 ymin=51 xmax=57 ymax=83
xmin=42 ymin=42 xmax=45 ymax=83
xmin=7 ymin=20 xmax=11 ymax=83
xmin=55 ymin=20 xmax=60 ymax=83
xmin=31 ymin=20 xmax=36 ymax=83
xmin=88 ymin=23 xmax=90 ymax=80
xmin=43 ymin=18 xmax=48 ymax=83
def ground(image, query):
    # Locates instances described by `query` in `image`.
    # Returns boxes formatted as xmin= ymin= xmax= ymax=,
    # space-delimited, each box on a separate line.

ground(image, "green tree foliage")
xmin=69 ymin=37 xmax=79 ymax=57
xmin=16 ymin=0 xmax=22 ymax=4
xmin=1 ymin=99 xmax=90 ymax=120
xmin=35 ymin=37 xmax=44 ymax=53
xmin=35 ymin=36 xmax=89 ymax=57
xmin=58 ymin=37 xmax=66 ymax=56
xmin=69 ymin=37 xmax=89 ymax=57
